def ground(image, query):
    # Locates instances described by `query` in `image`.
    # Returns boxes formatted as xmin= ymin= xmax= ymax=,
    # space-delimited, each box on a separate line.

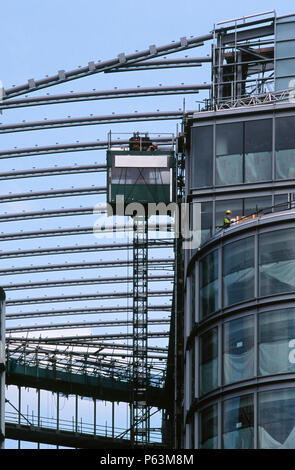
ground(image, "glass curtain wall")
xmin=199 ymin=250 xmax=218 ymax=320
xmin=259 ymin=228 xmax=295 ymax=296
xmin=223 ymin=316 xmax=255 ymax=385
xmin=223 ymin=394 xmax=254 ymax=449
xmin=275 ymin=116 xmax=295 ymax=180
xmin=223 ymin=236 xmax=255 ymax=307
xmin=199 ymin=328 xmax=218 ymax=395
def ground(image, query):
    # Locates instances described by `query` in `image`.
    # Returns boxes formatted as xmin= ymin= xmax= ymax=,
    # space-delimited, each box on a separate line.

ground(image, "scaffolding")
xmin=131 ymin=215 xmax=149 ymax=446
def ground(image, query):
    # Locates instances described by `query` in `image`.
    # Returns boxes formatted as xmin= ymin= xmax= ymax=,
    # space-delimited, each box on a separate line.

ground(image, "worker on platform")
xmin=223 ymin=209 xmax=232 ymax=228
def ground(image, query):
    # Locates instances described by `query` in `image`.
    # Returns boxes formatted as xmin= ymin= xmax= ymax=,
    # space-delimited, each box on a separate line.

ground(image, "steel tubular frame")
xmin=7 ymin=323 xmax=170 ymax=335
xmin=5 ymin=305 xmax=171 ymax=320
xmin=0 ymin=240 xmax=173 ymax=258
xmin=104 ymin=58 xmax=211 ymax=73
xmin=0 ymin=258 xmax=173 ymax=276
xmin=0 ymin=164 xmax=106 ymax=181
xmin=0 ymin=27 xmax=215 ymax=448
xmin=5 ymin=289 xmax=172 ymax=306
xmin=3 ymin=33 xmax=212 ymax=99
xmin=0 ymin=186 xmax=106 ymax=202
xmin=3 ymin=274 xmax=173 ymax=290
xmin=0 ymin=111 xmax=194 ymax=135
xmin=6 ymin=336 xmax=168 ymax=355
xmin=0 ymin=84 xmax=208 ymax=110
xmin=0 ymin=224 xmax=175 ymax=241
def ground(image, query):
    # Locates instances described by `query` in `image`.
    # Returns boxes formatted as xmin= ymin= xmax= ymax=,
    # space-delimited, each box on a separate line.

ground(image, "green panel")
xmin=111 ymin=183 xmax=171 ymax=205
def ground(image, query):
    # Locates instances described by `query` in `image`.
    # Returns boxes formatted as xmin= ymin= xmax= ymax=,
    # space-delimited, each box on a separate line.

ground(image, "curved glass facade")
xmin=223 ymin=236 xmax=255 ymax=307
xmin=199 ymin=249 xmax=218 ymax=319
xmin=183 ymin=103 xmax=295 ymax=449
xmin=195 ymin=227 xmax=295 ymax=314
xmin=198 ymin=387 xmax=295 ymax=449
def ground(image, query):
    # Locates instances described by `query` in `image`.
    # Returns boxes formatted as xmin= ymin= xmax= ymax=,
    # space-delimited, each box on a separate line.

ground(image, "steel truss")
xmin=0 ymin=258 xmax=173 ymax=276
xmin=5 ymin=289 xmax=172 ymax=305
xmin=0 ymin=110 xmax=194 ymax=135
xmin=7 ymin=336 xmax=168 ymax=357
xmin=0 ymin=25 xmax=215 ymax=448
xmin=0 ymin=225 xmax=174 ymax=241
xmin=3 ymin=33 xmax=212 ymax=98
xmin=3 ymin=274 xmax=173 ymax=290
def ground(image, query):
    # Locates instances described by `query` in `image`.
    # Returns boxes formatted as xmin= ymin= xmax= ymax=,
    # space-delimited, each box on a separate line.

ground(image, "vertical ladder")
xmin=131 ymin=214 xmax=149 ymax=446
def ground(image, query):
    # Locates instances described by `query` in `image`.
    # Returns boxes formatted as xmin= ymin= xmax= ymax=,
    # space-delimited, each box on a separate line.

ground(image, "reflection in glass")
xmin=223 ymin=237 xmax=255 ymax=307
xmin=244 ymin=196 xmax=272 ymax=217
xmin=274 ymin=193 xmax=289 ymax=212
xmin=200 ymin=329 xmax=218 ymax=396
xmin=245 ymin=120 xmax=272 ymax=183
xmin=199 ymin=404 xmax=218 ymax=449
xmin=276 ymin=58 xmax=295 ymax=77
xmin=276 ymin=40 xmax=295 ymax=58
xmin=200 ymin=201 xmax=213 ymax=245
xmin=223 ymin=395 xmax=254 ymax=449
xmin=223 ymin=316 xmax=254 ymax=385
xmin=216 ymin=123 xmax=243 ymax=185
xmin=259 ymin=388 xmax=295 ymax=448
xmin=259 ymin=308 xmax=295 ymax=376
xmin=199 ymin=250 xmax=218 ymax=319
xmin=276 ymin=116 xmax=295 ymax=180
xmin=259 ymin=228 xmax=295 ymax=296
xmin=191 ymin=126 xmax=213 ymax=188
xmin=276 ymin=20 xmax=295 ymax=41
xmin=215 ymin=199 xmax=243 ymax=231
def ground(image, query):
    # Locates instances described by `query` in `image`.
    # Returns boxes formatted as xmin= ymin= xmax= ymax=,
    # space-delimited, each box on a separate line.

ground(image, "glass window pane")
xmin=259 ymin=388 xmax=295 ymax=448
xmin=276 ymin=58 xmax=295 ymax=77
xmin=191 ymin=126 xmax=213 ymax=188
xmin=199 ymin=328 xmax=218 ymax=396
xmin=215 ymin=199 xmax=243 ymax=231
xmin=244 ymin=196 xmax=272 ymax=216
xmin=245 ymin=120 xmax=272 ymax=183
xmin=276 ymin=40 xmax=295 ymax=59
xmin=216 ymin=122 xmax=243 ymax=186
xmin=199 ymin=404 xmax=218 ymax=449
xmin=274 ymin=193 xmax=289 ymax=212
xmin=276 ymin=21 xmax=295 ymax=41
xmin=223 ymin=395 xmax=254 ymax=449
xmin=275 ymin=116 xmax=295 ymax=180
xmin=259 ymin=228 xmax=295 ymax=296
xmin=223 ymin=236 xmax=255 ymax=307
xmin=199 ymin=250 xmax=218 ymax=319
xmin=259 ymin=308 xmax=295 ymax=376
xmin=223 ymin=316 xmax=254 ymax=385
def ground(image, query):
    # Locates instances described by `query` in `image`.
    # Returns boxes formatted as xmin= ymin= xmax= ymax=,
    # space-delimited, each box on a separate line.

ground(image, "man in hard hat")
xmin=223 ymin=209 xmax=232 ymax=228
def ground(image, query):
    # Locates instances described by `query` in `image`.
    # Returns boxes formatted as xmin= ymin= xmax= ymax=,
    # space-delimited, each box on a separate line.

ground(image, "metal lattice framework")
xmin=1 ymin=23 xmax=215 ymax=449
